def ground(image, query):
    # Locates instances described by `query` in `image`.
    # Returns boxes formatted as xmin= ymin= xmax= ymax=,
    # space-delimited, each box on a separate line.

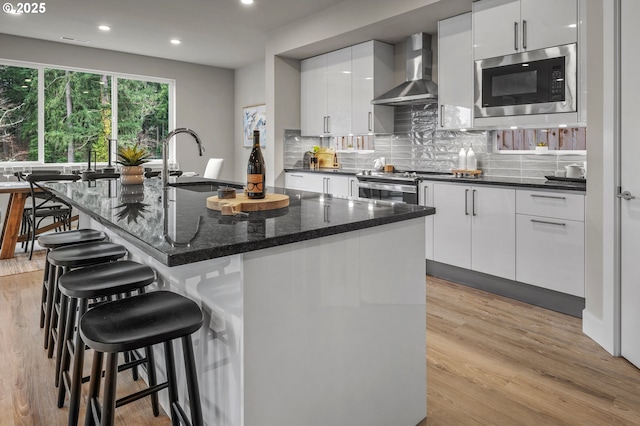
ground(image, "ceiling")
xmin=0 ymin=0 xmax=472 ymax=70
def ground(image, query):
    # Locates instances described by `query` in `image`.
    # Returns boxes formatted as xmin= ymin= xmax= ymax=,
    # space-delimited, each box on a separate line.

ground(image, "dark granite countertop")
xmin=47 ymin=178 xmax=433 ymax=267
xmin=418 ymin=174 xmax=586 ymax=192
xmin=285 ymin=167 xmax=360 ymax=176
xmin=285 ymin=168 xmax=585 ymax=192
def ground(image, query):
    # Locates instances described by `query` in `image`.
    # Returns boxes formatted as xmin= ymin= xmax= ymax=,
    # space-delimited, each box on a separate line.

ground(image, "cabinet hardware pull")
xmin=617 ymin=191 xmax=636 ymax=200
xmin=530 ymin=194 xmax=566 ymax=200
xmin=290 ymin=174 xmax=304 ymax=178
xmin=440 ymin=105 xmax=444 ymax=127
xmin=472 ymin=189 xmax=477 ymax=216
xmin=423 ymin=185 xmax=429 ymax=206
xmin=522 ymin=20 xmax=527 ymax=50
xmin=465 ymin=189 xmax=469 ymax=215
xmin=514 ymin=22 xmax=519 ymax=51
xmin=368 ymin=111 xmax=373 ymax=132
xmin=323 ymin=116 xmax=327 ymax=133
xmin=531 ymin=219 xmax=566 ymax=227
xmin=326 ymin=116 xmax=330 ymax=133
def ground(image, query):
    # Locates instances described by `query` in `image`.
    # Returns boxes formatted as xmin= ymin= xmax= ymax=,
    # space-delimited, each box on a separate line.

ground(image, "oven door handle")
xmin=357 ymin=181 xmax=417 ymax=194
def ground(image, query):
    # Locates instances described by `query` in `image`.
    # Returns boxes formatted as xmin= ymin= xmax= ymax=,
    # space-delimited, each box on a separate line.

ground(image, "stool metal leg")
xmin=43 ymin=264 xmax=60 ymax=350
xmin=163 ymin=341 xmax=180 ymax=426
xmin=182 ymin=335 xmax=204 ymax=426
xmin=101 ymin=353 xmax=119 ymax=426
xmin=85 ymin=350 xmax=104 ymax=426
xmin=39 ymin=255 xmax=52 ymax=328
xmin=145 ymin=345 xmax=160 ymax=416
xmin=54 ymin=292 xmax=70 ymax=387
xmin=56 ymin=295 xmax=77 ymax=398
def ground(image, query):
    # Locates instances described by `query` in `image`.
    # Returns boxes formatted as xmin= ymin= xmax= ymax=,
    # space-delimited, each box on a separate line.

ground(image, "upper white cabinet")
xmin=301 ymin=41 xmax=394 ymax=137
xmin=351 ymin=41 xmax=394 ymax=135
xmin=432 ymin=183 xmax=516 ymax=280
xmin=473 ymin=0 xmax=578 ymax=60
xmin=301 ymin=47 xmax=351 ymax=136
xmin=437 ymin=12 xmax=473 ymax=130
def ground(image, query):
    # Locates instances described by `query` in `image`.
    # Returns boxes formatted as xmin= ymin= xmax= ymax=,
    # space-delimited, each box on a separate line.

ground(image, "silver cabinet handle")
xmin=323 ymin=116 xmax=327 ymax=133
xmin=326 ymin=177 xmax=330 ymax=194
xmin=290 ymin=174 xmax=304 ymax=178
xmin=423 ymin=185 xmax=428 ymax=206
xmin=440 ymin=104 xmax=444 ymax=128
xmin=522 ymin=20 xmax=527 ymax=50
xmin=472 ymin=189 xmax=477 ymax=216
xmin=530 ymin=194 xmax=566 ymax=200
xmin=326 ymin=116 xmax=330 ymax=133
xmin=350 ymin=179 xmax=356 ymax=197
xmin=617 ymin=191 xmax=636 ymax=200
xmin=465 ymin=189 xmax=469 ymax=215
xmin=531 ymin=219 xmax=566 ymax=227
xmin=514 ymin=22 xmax=519 ymax=51
xmin=368 ymin=111 xmax=373 ymax=132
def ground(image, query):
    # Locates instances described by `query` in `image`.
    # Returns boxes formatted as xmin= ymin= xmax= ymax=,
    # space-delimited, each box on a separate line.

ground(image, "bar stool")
xmin=56 ymin=260 xmax=157 ymax=426
xmin=47 ymin=241 xmax=128 ymax=385
xmin=80 ymin=291 xmax=204 ymax=426
xmin=38 ymin=229 xmax=106 ymax=350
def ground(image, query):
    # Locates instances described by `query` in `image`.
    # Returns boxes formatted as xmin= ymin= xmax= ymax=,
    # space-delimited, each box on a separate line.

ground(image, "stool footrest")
xmin=116 ymin=381 xmax=168 ymax=409
xmin=172 ymin=402 xmax=193 ymax=426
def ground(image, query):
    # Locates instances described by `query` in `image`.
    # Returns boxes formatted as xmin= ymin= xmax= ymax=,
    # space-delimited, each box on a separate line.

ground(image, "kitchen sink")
xmin=168 ymin=180 xmax=243 ymax=193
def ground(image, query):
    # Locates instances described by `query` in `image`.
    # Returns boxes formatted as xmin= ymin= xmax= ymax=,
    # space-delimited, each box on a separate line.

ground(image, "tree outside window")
xmin=0 ymin=65 xmax=38 ymax=162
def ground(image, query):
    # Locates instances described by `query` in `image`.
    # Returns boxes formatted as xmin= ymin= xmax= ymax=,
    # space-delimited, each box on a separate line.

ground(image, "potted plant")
xmin=117 ymin=145 xmax=150 ymax=185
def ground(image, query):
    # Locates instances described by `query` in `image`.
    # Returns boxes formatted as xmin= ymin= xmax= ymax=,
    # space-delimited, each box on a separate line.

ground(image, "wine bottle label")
xmin=247 ymin=174 xmax=264 ymax=193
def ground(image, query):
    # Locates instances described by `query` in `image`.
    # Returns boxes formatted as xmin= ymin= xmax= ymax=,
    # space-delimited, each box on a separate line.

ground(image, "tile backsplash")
xmin=284 ymin=104 xmax=586 ymax=180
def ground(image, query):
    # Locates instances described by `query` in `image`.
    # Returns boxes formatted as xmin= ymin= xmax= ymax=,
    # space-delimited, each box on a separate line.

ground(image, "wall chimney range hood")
xmin=372 ymin=32 xmax=438 ymax=106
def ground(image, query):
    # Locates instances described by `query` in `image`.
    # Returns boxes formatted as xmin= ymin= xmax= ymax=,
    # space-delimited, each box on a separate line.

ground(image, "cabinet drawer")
xmin=285 ymin=173 xmax=309 ymax=191
xmin=516 ymin=214 xmax=584 ymax=297
xmin=516 ymin=190 xmax=584 ymax=221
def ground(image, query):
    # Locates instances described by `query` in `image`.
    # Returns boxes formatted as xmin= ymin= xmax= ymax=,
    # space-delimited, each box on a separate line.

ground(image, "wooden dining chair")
xmin=25 ymin=174 xmax=81 ymax=260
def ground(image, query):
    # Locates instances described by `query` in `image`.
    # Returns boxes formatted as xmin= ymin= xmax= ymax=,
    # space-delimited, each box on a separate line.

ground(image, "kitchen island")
xmin=48 ymin=177 xmax=433 ymax=426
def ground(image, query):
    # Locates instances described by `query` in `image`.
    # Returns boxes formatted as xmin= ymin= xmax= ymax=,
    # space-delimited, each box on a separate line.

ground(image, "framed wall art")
xmin=243 ymin=104 xmax=266 ymax=148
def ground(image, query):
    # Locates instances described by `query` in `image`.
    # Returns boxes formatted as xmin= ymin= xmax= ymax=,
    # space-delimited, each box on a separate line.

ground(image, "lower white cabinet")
xmin=515 ymin=190 xmax=585 ymax=297
xmin=432 ymin=183 xmax=516 ymax=280
xmin=419 ymin=181 xmax=435 ymax=260
xmin=285 ymin=172 xmax=350 ymax=197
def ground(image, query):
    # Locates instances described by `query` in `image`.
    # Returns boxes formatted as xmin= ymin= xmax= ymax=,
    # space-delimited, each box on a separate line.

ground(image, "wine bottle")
xmin=247 ymin=130 xmax=266 ymax=199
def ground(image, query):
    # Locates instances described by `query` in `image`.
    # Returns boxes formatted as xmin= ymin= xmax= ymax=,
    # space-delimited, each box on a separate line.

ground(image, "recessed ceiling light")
xmin=510 ymin=126 xmax=518 ymax=130
xmin=171 ymin=39 xmax=181 ymax=45
xmin=98 ymin=25 xmax=111 ymax=31
xmin=241 ymin=0 xmax=254 ymax=4
xmin=558 ymin=124 xmax=568 ymax=128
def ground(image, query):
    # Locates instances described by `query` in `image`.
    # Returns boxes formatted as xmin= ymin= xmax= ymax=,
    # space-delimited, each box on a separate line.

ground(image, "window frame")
xmin=0 ymin=58 xmax=175 ymax=166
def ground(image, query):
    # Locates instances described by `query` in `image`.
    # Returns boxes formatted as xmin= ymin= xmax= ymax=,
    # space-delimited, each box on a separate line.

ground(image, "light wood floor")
xmin=2 ymin=262 xmax=640 ymax=425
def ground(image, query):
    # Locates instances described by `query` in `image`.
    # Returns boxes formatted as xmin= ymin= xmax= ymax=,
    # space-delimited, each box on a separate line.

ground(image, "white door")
xmin=471 ymin=186 xmax=516 ymax=280
xmin=433 ymin=183 xmax=472 ymax=269
xmin=520 ymin=0 xmax=577 ymax=52
xmin=473 ymin=0 xmax=521 ymax=59
xmin=326 ymin=47 xmax=351 ymax=136
xmin=620 ymin=0 xmax=640 ymax=368
xmin=301 ymin=54 xmax=327 ymax=136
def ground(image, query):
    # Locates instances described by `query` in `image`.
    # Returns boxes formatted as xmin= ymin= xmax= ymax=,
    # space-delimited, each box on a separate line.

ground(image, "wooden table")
xmin=0 ymin=182 xmax=31 ymax=259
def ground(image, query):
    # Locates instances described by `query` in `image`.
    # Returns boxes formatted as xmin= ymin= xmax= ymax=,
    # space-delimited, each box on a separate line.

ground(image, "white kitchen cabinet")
xmin=348 ymin=176 xmax=359 ymax=198
xmin=515 ymin=189 xmax=585 ymax=297
xmin=351 ymin=41 xmax=394 ymax=135
xmin=437 ymin=13 xmax=473 ymax=130
xmin=301 ymin=54 xmax=328 ymax=136
xmin=301 ymin=47 xmax=351 ymax=137
xmin=326 ymin=48 xmax=352 ymax=136
xmin=285 ymin=172 xmax=350 ymax=197
xmin=473 ymin=0 xmax=577 ymax=60
xmin=419 ymin=181 xmax=435 ymax=260
xmin=301 ymin=41 xmax=394 ymax=137
xmin=432 ymin=183 xmax=516 ymax=280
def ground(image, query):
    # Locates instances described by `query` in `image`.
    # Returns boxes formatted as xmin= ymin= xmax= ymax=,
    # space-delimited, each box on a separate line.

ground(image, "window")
xmin=117 ymin=79 xmax=169 ymax=160
xmin=0 ymin=65 xmax=38 ymax=162
xmin=0 ymin=62 xmax=172 ymax=164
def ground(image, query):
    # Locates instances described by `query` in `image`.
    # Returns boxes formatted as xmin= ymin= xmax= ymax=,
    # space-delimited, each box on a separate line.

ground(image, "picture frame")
xmin=243 ymin=104 xmax=266 ymax=148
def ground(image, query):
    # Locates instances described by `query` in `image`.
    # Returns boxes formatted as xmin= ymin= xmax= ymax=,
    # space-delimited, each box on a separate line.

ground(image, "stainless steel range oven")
xmin=356 ymin=171 xmax=422 ymax=204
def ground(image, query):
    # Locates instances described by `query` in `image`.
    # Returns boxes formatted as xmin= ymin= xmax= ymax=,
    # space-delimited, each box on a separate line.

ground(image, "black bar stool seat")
xmin=57 ymin=260 xmax=157 ymax=426
xmin=81 ymin=291 xmax=204 ymax=426
xmin=46 ymin=241 xmax=127 ymax=385
xmin=38 ymin=229 xmax=106 ymax=343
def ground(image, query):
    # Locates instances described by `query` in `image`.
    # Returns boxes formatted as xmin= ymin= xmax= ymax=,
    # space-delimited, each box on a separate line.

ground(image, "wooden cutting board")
xmin=206 ymin=193 xmax=290 ymax=215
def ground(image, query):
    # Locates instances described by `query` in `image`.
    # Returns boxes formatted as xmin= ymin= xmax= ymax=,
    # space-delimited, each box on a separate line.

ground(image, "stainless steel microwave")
xmin=474 ymin=43 xmax=577 ymax=118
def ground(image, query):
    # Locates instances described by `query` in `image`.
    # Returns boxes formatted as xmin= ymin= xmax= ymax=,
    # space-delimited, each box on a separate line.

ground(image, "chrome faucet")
xmin=162 ymin=127 xmax=205 ymax=188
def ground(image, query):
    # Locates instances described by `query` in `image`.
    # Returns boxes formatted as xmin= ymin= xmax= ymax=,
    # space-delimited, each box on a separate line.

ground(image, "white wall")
xmin=0 ymin=33 xmax=235 ymax=180
xmin=234 ymin=60 xmax=266 ymax=183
